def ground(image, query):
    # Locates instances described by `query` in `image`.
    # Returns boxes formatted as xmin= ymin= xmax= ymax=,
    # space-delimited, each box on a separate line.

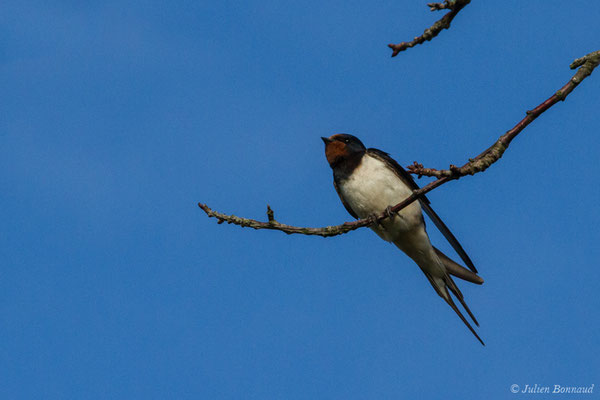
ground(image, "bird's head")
xmin=321 ymin=134 xmax=366 ymax=168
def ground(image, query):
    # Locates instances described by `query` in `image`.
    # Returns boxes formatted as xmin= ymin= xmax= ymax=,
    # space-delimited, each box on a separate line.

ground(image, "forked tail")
xmin=422 ymin=270 xmax=485 ymax=346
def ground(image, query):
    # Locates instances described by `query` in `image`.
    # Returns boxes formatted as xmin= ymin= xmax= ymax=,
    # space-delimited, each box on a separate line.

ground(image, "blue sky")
xmin=2 ymin=1 xmax=599 ymax=398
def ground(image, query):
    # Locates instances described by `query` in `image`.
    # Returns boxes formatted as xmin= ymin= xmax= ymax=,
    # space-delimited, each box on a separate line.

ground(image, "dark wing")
xmin=424 ymin=205 xmax=477 ymax=272
xmin=434 ymin=247 xmax=483 ymax=285
xmin=367 ymin=148 xmax=477 ymax=273
xmin=333 ymin=180 xmax=359 ymax=219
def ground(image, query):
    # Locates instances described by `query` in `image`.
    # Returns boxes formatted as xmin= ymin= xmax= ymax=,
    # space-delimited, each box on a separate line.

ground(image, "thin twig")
xmin=199 ymin=176 xmax=446 ymax=238
xmin=388 ymin=0 xmax=471 ymax=57
xmin=428 ymin=1 xmax=456 ymax=11
xmin=198 ymin=203 xmax=370 ymax=237
xmin=407 ymin=50 xmax=600 ymax=178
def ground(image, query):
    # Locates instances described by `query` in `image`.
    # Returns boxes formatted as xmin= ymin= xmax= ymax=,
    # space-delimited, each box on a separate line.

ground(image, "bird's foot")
xmin=367 ymin=213 xmax=380 ymax=226
xmin=384 ymin=206 xmax=396 ymax=220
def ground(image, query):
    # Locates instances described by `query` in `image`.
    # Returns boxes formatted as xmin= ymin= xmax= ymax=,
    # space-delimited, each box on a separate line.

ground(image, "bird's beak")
xmin=321 ymin=136 xmax=332 ymax=144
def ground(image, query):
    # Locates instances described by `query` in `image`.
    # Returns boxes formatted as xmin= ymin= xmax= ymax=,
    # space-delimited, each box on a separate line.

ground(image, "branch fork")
xmin=388 ymin=0 xmax=471 ymax=57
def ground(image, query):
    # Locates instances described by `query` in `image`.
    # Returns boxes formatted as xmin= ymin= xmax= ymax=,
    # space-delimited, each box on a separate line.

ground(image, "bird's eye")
xmin=344 ymin=139 xmax=349 ymax=143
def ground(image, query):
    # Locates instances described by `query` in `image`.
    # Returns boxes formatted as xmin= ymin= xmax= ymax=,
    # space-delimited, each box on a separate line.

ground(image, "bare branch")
xmin=199 ymin=203 xmax=371 ymax=237
xmin=199 ymin=50 xmax=599 ymax=237
xmin=428 ymin=1 xmax=458 ymax=11
xmin=388 ymin=0 xmax=471 ymax=57
xmin=199 ymin=175 xmax=448 ymax=238
xmin=407 ymin=50 xmax=600 ymax=178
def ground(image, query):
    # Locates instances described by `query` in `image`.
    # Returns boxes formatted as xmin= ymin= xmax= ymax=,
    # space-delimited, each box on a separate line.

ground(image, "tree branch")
xmin=198 ymin=203 xmax=371 ymax=237
xmin=406 ymin=50 xmax=600 ymax=178
xmin=198 ymin=176 xmax=448 ymax=238
xmin=388 ymin=0 xmax=471 ymax=57
xmin=199 ymin=50 xmax=599 ymax=237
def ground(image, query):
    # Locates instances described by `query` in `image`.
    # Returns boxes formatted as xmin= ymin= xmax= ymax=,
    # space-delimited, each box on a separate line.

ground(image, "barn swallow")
xmin=322 ymin=134 xmax=485 ymax=345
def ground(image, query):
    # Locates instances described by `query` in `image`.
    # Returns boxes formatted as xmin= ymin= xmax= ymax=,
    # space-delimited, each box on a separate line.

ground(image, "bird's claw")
xmin=367 ymin=213 xmax=379 ymax=226
xmin=385 ymin=206 xmax=396 ymax=220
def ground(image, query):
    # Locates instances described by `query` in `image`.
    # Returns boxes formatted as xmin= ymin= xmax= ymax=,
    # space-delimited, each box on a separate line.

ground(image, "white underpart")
xmin=338 ymin=153 xmax=446 ymax=279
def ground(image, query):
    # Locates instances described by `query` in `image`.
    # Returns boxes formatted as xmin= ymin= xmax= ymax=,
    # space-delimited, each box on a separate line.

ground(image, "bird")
xmin=321 ymin=133 xmax=485 ymax=345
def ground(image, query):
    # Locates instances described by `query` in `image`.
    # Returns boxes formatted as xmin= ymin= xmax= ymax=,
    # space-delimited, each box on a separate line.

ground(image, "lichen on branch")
xmin=406 ymin=50 xmax=600 ymax=179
